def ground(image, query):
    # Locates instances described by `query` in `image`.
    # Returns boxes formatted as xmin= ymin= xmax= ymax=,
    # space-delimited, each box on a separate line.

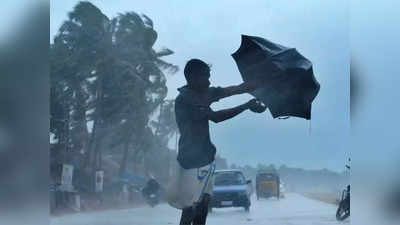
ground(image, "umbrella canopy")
xmin=232 ymin=35 xmax=320 ymax=120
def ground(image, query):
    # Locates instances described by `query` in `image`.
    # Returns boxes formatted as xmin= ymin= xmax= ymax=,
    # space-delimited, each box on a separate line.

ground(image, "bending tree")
xmin=50 ymin=2 xmax=178 ymax=184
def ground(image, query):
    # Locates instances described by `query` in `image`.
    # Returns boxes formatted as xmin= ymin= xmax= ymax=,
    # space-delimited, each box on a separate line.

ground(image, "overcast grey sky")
xmin=51 ymin=0 xmax=350 ymax=172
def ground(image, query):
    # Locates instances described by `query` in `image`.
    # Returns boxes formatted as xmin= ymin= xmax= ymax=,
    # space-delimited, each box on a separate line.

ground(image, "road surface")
xmin=51 ymin=193 xmax=348 ymax=225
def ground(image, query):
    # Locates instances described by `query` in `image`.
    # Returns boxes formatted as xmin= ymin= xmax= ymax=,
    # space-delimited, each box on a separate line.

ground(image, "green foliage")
xmin=50 ymin=1 xmax=178 ymax=177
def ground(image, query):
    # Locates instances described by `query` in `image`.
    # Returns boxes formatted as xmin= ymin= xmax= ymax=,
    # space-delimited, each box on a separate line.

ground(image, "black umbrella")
xmin=232 ymin=35 xmax=320 ymax=120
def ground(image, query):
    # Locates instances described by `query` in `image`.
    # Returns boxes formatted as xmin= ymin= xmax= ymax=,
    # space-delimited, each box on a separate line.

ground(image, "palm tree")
xmin=51 ymin=2 xmax=179 ymax=183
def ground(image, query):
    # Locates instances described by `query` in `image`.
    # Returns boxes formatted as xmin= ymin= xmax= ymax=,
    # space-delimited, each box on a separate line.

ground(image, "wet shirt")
xmin=175 ymin=86 xmax=225 ymax=169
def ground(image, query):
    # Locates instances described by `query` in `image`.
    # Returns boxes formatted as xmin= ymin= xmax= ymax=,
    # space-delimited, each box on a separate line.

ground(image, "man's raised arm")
xmin=208 ymin=99 xmax=266 ymax=123
xmin=219 ymin=80 xmax=262 ymax=99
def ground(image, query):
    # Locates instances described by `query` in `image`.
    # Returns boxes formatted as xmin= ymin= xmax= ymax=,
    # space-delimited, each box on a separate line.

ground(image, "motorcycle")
xmin=142 ymin=190 xmax=159 ymax=207
xmin=141 ymin=178 xmax=160 ymax=207
xmin=336 ymin=159 xmax=350 ymax=221
xmin=336 ymin=184 xmax=350 ymax=221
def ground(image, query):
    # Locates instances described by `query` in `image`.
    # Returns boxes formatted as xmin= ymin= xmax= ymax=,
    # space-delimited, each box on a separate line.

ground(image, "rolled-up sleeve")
xmin=208 ymin=86 xmax=225 ymax=103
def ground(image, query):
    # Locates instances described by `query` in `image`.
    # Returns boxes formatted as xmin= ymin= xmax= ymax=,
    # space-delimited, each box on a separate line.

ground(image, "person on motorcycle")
xmin=142 ymin=177 xmax=160 ymax=197
xmin=336 ymin=160 xmax=350 ymax=221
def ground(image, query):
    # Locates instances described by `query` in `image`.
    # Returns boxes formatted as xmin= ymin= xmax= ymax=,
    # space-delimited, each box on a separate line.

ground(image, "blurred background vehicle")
xmin=256 ymin=171 xmax=280 ymax=200
xmin=209 ymin=170 xmax=252 ymax=212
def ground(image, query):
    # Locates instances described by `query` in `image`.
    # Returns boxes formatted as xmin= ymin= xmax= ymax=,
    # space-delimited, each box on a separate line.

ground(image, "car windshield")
xmin=214 ymin=171 xmax=245 ymax=186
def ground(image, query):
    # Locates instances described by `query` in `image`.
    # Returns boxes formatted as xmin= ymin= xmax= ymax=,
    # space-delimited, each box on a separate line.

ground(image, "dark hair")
xmin=184 ymin=58 xmax=210 ymax=82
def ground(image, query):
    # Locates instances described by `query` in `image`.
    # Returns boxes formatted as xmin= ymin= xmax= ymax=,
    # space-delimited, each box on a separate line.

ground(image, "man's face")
xmin=190 ymin=68 xmax=211 ymax=92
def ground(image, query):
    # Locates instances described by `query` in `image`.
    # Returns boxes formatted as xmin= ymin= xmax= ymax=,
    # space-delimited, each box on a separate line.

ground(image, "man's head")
xmin=184 ymin=59 xmax=211 ymax=92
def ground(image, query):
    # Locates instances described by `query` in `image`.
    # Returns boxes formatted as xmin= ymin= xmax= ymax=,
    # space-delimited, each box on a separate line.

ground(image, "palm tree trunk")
xmin=92 ymin=136 xmax=103 ymax=171
xmin=84 ymin=118 xmax=97 ymax=169
xmin=84 ymin=66 xmax=104 ymax=170
xmin=119 ymin=139 xmax=130 ymax=176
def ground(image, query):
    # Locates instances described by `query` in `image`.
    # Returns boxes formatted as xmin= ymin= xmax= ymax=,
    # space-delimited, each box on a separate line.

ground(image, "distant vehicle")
xmin=279 ymin=182 xmax=285 ymax=199
xmin=256 ymin=172 xmax=280 ymax=200
xmin=142 ymin=178 xmax=160 ymax=207
xmin=336 ymin=184 xmax=350 ymax=221
xmin=336 ymin=159 xmax=350 ymax=221
xmin=142 ymin=191 xmax=159 ymax=207
xmin=210 ymin=169 xmax=252 ymax=212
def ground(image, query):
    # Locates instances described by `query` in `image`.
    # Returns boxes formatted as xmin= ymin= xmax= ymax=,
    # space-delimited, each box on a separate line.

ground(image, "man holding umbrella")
xmin=167 ymin=58 xmax=266 ymax=225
